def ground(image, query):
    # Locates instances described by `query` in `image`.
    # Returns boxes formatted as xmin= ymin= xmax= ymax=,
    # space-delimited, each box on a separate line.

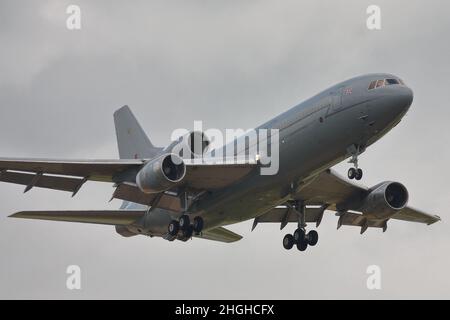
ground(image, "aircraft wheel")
xmin=168 ymin=220 xmax=180 ymax=236
xmin=296 ymin=239 xmax=308 ymax=252
xmin=348 ymin=168 xmax=357 ymax=180
xmin=193 ymin=216 xmax=204 ymax=233
xmin=283 ymin=234 xmax=295 ymax=250
xmin=182 ymin=225 xmax=194 ymax=239
xmin=179 ymin=236 xmax=190 ymax=242
xmin=179 ymin=215 xmax=191 ymax=230
xmin=355 ymin=169 xmax=363 ymax=181
xmin=293 ymin=228 xmax=306 ymax=244
xmin=307 ymin=230 xmax=319 ymax=246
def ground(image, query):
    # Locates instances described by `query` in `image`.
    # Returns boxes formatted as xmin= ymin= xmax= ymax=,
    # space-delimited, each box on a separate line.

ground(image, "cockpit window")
xmin=386 ymin=78 xmax=400 ymax=85
xmin=376 ymin=80 xmax=385 ymax=88
xmin=369 ymin=78 xmax=405 ymax=90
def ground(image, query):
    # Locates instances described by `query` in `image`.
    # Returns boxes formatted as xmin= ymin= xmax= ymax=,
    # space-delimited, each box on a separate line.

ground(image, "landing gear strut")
xmin=347 ymin=144 xmax=364 ymax=181
xmin=282 ymin=200 xmax=320 ymax=252
xmin=165 ymin=189 xmax=206 ymax=241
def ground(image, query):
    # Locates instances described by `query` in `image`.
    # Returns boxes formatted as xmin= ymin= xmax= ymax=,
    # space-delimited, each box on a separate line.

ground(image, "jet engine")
xmin=136 ymin=154 xmax=186 ymax=194
xmin=164 ymin=131 xmax=211 ymax=158
xmin=357 ymin=182 xmax=409 ymax=219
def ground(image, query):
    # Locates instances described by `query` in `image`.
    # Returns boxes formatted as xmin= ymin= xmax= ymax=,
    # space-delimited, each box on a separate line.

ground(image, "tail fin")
xmin=114 ymin=105 xmax=162 ymax=159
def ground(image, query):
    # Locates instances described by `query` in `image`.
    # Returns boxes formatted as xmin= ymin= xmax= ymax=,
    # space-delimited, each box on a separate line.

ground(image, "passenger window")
xmin=386 ymin=78 xmax=400 ymax=85
xmin=376 ymin=80 xmax=385 ymax=88
xmin=368 ymin=81 xmax=376 ymax=90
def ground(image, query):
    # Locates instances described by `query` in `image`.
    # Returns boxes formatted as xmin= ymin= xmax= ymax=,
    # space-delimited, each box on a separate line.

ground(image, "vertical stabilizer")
xmin=114 ymin=105 xmax=162 ymax=159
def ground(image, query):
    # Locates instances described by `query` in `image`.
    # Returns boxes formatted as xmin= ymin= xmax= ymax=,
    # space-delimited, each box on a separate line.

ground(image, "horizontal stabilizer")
xmin=9 ymin=210 xmax=146 ymax=226
xmin=198 ymin=227 xmax=243 ymax=243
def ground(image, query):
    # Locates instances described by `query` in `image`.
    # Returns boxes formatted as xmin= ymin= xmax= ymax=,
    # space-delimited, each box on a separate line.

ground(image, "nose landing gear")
xmin=282 ymin=200 xmax=320 ymax=252
xmin=347 ymin=144 xmax=364 ymax=181
xmin=348 ymin=167 xmax=363 ymax=180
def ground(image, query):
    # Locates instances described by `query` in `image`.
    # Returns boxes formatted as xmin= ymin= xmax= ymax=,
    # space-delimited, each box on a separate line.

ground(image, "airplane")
xmin=0 ymin=73 xmax=441 ymax=252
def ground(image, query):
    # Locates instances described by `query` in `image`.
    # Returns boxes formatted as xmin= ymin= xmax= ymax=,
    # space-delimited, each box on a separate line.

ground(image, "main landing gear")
xmin=168 ymin=215 xmax=204 ymax=242
xmin=347 ymin=144 xmax=364 ymax=181
xmin=283 ymin=200 xmax=319 ymax=252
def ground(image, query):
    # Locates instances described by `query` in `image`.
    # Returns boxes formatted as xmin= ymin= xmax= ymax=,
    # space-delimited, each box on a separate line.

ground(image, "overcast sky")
xmin=0 ymin=0 xmax=449 ymax=299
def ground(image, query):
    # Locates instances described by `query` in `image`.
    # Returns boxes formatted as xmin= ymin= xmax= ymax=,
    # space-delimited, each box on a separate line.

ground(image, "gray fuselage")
xmin=132 ymin=73 xmax=414 ymax=237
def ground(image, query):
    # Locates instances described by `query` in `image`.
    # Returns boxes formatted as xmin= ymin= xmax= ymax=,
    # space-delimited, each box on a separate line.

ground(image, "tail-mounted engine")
xmin=164 ymin=131 xmax=211 ymax=158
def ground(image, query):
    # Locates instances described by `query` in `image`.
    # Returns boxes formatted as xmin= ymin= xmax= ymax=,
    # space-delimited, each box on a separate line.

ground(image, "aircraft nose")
xmin=371 ymin=85 xmax=414 ymax=125
xmin=384 ymin=86 xmax=414 ymax=116
xmin=396 ymin=86 xmax=414 ymax=111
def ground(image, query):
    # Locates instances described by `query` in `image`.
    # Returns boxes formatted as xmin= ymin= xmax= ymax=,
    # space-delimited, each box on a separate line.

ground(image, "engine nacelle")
xmin=164 ymin=131 xmax=211 ymax=158
xmin=358 ymin=182 xmax=409 ymax=219
xmin=115 ymin=225 xmax=137 ymax=238
xmin=136 ymin=154 xmax=186 ymax=194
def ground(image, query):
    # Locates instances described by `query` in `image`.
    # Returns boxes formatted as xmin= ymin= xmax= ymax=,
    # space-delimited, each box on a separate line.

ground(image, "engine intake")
xmin=384 ymin=182 xmax=409 ymax=209
xmin=136 ymin=154 xmax=186 ymax=194
xmin=358 ymin=181 xmax=409 ymax=219
xmin=187 ymin=131 xmax=210 ymax=156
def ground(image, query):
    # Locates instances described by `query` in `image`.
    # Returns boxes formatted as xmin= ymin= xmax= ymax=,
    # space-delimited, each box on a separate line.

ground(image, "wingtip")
xmin=113 ymin=105 xmax=131 ymax=117
xmin=430 ymin=215 xmax=442 ymax=225
xmin=426 ymin=216 xmax=442 ymax=225
xmin=8 ymin=212 xmax=21 ymax=218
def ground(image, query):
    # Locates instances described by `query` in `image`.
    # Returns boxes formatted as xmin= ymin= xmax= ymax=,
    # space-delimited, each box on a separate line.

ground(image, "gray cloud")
xmin=0 ymin=0 xmax=449 ymax=299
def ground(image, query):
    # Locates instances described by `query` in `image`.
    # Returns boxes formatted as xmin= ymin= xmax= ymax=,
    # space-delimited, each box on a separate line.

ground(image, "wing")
xmin=112 ymin=157 xmax=258 ymax=210
xmin=253 ymin=169 xmax=440 ymax=233
xmin=0 ymin=157 xmax=257 ymax=208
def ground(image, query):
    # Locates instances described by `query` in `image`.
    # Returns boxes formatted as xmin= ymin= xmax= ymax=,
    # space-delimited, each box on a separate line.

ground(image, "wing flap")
xmin=9 ymin=210 xmax=145 ymax=225
xmin=338 ymin=212 xmax=386 ymax=229
xmin=0 ymin=171 xmax=84 ymax=193
xmin=256 ymin=207 xmax=325 ymax=224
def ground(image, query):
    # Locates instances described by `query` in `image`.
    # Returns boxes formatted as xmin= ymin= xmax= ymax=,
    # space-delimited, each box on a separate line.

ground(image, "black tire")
xmin=297 ymin=239 xmax=308 ymax=252
xmin=307 ymin=230 xmax=319 ymax=246
xmin=179 ymin=215 xmax=191 ymax=230
xmin=182 ymin=225 xmax=194 ymax=239
xmin=293 ymin=228 xmax=305 ymax=244
xmin=168 ymin=220 xmax=180 ymax=236
xmin=348 ymin=168 xmax=357 ymax=180
xmin=355 ymin=168 xmax=363 ymax=181
xmin=193 ymin=216 xmax=204 ymax=233
xmin=283 ymin=234 xmax=295 ymax=250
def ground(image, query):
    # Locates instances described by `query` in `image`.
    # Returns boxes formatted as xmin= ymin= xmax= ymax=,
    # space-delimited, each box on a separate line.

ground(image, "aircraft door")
xmin=330 ymin=86 xmax=344 ymax=113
